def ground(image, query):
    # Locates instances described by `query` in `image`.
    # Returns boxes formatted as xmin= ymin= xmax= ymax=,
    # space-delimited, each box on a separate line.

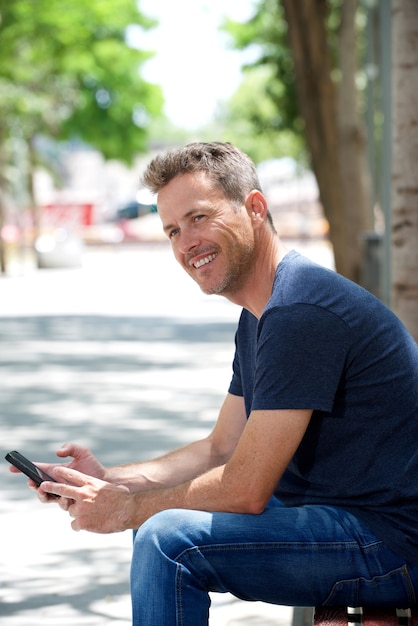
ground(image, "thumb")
xmin=55 ymin=443 xmax=74 ymax=459
xmin=55 ymin=443 xmax=85 ymax=460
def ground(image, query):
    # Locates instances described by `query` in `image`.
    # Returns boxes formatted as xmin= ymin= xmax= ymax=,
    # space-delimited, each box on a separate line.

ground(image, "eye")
xmin=169 ymin=228 xmax=180 ymax=239
xmin=193 ymin=214 xmax=205 ymax=223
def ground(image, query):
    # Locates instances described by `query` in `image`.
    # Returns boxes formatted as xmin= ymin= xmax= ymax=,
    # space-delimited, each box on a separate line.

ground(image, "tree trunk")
xmin=282 ymin=0 xmax=348 ymax=277
xmin=338 ymin=0 xmax=374 ymax=286
xmin=281 ymin=0 xmax=373 ymax=284
xmin=391 ymin=0 xmax=418 ymax=341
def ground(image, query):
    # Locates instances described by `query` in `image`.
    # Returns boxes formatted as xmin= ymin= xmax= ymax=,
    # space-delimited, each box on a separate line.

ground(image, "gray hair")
xmin=141 ymin=142 xmax=262 ymax=205
xmin=141 ymin=142 xmax=276 ymax=230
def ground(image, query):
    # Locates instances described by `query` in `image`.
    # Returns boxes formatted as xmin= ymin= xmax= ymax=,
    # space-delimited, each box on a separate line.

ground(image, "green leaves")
xmin=0 ymin=0 xmax=163 ymax=163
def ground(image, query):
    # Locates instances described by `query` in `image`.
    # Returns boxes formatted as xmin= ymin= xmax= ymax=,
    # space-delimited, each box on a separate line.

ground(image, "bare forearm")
xmin=104 ymin=437 xmax=225 ymax=493
xmin=126 ymin=463 xmax=240 ymax=529
xmin=42 ymin=405 xmax=312 ymax=535
xmin=105 ymin=394 xmax=247 ymax=493
xmin=124 ymin=408 xmax=313 ymax=529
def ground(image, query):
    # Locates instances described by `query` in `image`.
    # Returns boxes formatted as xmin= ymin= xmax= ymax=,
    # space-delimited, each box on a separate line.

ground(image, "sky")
xmin=131 ymin=0 xmax=257 ymax=130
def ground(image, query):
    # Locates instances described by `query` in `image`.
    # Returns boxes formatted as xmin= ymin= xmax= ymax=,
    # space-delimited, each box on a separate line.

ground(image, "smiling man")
xmin=159 ymin=170 xmax=279 ymax=305
xmin=15 ymin=142 xmax=418 ymax=625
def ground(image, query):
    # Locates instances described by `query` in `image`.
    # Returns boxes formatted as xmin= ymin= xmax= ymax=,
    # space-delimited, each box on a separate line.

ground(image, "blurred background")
xmin=0 ymin=1 xmax=417 ymax=624
xmin=1 ymin=0 xmax=416 ymax=343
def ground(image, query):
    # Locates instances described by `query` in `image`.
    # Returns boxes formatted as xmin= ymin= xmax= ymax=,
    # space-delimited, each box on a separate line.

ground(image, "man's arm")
xmin=42 ymin=404 xmax=312 ymax=533
xmin=36 ymin=392 xmax=247 ymax=497
xmin=103 ymin=392 xmax=248 ymax=491
xmin=124 ymin=407 xmax=312 ymax=523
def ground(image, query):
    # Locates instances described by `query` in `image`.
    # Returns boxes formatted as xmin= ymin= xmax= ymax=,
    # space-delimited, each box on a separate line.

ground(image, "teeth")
xmin=194 ymin=254 xmax=216 ymax=269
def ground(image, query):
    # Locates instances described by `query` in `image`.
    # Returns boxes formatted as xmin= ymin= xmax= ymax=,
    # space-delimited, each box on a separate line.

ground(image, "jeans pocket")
xmin=323 ymin=565 xmax=416 ymax=607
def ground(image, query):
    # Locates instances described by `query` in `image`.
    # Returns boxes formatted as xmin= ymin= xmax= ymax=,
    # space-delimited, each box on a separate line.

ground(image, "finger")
xmin=39 ymin=480 xmax=78 ymax=500
xmin=37 ymin=487 xmax=60 ymax=503
xmin=71 ymin=518 xmax=81 ymax=532
xmin=53 ymin=466 xmax=90 ymax=486
xmin=55 ymin=443 xmax=77 ymax=459
xmin=58 ymin=497 xmax=75 ymax=512
xmin=40 ymin=466 xmax=94 ymax=500
xmin=67 ymin=502 xmax=77 ymax=518
xmin=56 ymin=443 xmax=87 ymax=460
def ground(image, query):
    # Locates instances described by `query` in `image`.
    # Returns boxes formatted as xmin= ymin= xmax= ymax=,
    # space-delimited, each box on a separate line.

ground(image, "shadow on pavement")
xmin=1 ymin=544 xmax=130 ymax=618
xmin=0 ymin=312 xmax=236 ymax=625
xmin=1 ymin=314 xmax=237 ymax=500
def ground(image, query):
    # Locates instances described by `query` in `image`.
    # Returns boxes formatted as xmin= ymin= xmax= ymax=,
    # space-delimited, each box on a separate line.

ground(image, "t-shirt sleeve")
xmin=252 ymin=303 xmax=351 ymax=412
xmin=228 ymin=352 xmax=243 ymax=397
xmin=228 ymin=310 xmax=257 ymax=401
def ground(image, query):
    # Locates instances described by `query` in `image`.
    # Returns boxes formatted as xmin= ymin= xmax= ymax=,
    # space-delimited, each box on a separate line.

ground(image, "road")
xmin=0 ymin=241 xmax=332 ymax=625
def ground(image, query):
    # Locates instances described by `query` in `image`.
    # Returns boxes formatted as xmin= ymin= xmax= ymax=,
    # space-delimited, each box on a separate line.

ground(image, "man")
xmin=15 ymin=143 xmax=418 ymax=624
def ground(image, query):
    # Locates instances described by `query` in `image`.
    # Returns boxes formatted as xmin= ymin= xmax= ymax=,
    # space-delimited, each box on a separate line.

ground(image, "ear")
xmin=245 ymin=190 xmax=268 ymax=229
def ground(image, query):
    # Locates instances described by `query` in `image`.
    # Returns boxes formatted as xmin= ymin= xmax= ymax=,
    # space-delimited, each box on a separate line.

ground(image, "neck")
xmin=225 ymin=235 xmax=289 ymax=318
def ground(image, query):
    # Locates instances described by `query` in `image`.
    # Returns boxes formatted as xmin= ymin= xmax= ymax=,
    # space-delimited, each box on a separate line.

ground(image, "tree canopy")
xmin=0 ymin=0 xmax=164 ymax=165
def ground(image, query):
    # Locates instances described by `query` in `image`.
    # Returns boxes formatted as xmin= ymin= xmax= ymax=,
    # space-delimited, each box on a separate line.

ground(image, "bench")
xmin=313 ymin=607 xmax=418 ymax=626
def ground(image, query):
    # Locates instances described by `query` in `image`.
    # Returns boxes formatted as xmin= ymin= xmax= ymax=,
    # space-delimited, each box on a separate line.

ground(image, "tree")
xmin=282 ymin=0 xmax=374 ymax=282
xmin=224 ymin=0 xmax=374 ymax=283
xmin=0 ymin=0 xmax=163 ymax=162
xmin=220 ymin=0 xmax=305 ymax=164
xmin=391 ymin=0 xmax=418 ymax=340
xmin=0 ymin=0 xmax=164 ymax=272
xmin=213 ymin=65 xmax=306 ymax=164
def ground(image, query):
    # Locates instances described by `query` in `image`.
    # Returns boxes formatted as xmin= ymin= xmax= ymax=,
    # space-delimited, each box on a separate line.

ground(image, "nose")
xmin=176 ymin=226 xmax=201 ymax=255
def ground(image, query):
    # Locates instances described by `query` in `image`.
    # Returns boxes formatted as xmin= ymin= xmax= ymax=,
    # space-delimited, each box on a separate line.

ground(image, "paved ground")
xmin=0 ymin=240 xmax=332 ymax=624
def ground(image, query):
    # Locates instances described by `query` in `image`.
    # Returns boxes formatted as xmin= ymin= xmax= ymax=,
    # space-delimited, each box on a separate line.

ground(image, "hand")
xmin=40 ymin=467 xmax=133 ymax=534
xmin=35 ymin=444 xmax=106 ymax=505
xmin=51 ymin=443 xmax=106 ymax=480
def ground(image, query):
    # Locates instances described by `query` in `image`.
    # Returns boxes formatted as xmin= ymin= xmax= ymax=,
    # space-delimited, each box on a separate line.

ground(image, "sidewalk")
xmin=0 ymin=243 xmax=330 ymax=624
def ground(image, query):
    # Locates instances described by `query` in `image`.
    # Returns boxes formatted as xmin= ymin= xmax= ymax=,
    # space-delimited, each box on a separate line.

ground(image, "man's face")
xmin=157 ymin=172 xmax=256 ymax=297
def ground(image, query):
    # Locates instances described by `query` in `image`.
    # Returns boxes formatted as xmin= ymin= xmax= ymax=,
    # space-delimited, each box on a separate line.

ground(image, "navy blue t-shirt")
xmin=228 ymin=250 xmax=418 ymax=564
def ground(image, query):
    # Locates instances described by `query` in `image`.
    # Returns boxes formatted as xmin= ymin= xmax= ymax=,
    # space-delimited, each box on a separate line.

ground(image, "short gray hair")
xmin=141 ymin=142 xmax=262 ymax=205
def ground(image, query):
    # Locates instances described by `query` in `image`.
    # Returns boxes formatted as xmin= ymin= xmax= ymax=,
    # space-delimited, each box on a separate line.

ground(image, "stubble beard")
xmin=199 ymin=240 xmax=256 ymax=297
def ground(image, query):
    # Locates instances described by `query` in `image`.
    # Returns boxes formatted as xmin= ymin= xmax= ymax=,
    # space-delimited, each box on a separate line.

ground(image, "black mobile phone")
xmin=5 ymin=450 xmax=57 ymax=487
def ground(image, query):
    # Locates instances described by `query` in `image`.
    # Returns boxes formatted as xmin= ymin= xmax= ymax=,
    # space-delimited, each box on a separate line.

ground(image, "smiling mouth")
xmin=193 ymin=253 xmax=217 ymax=269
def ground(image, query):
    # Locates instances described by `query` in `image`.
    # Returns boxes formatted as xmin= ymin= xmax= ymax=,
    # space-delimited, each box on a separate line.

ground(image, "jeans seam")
xmin=175 ymin=541 xmax=368 ymax=560
xmin=175 ymin=563 xmax=184 ymax=626
xmin=323 ymin=564 xmax=417 ymax=606
xmin=402 ymin=565 xmax=417 ymax=605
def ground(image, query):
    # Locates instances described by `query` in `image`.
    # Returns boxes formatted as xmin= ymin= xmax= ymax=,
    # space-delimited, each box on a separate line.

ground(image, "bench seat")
xmin=314 ymin=606 xmax=418 ymax=626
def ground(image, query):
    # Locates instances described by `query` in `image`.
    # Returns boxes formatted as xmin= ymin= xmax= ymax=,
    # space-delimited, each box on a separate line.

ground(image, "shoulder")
xmin=269 ymin=250 xmax=385 ymax=328
xmin=274 ymin=250 xmax=354 ymax=300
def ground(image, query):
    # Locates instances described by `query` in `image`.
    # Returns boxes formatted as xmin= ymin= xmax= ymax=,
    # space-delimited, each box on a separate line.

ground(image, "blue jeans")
xmin=130 ymin=498 xmax=418 ymax=626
